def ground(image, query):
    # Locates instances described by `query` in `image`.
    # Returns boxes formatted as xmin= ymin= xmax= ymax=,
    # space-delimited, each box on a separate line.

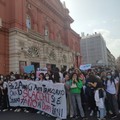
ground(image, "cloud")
xmin=107 ymin=38 xmax=120 ymax=58
xmin=93 ymin=29 xmax=120 ymax=58
xmin=112 ymin=19 xmax=120 ymax=23
xmin=87 ymin=20 xmax=98 ymax=27
xmin=102 ymin=20 xmax=107 ymax=24
xmin=87 ymin=20 xmax=107 ymax=28
xmin=93 ymin=29 xmax=111 ymax=42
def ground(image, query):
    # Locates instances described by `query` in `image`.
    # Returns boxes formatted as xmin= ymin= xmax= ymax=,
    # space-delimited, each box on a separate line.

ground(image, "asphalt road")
xmin=0 ymin=111 xmax=120 ymax=120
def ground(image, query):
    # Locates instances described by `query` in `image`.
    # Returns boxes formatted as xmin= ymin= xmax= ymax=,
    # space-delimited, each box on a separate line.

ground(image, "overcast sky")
xmin=60 ymin=0 xmax=120 ymax=59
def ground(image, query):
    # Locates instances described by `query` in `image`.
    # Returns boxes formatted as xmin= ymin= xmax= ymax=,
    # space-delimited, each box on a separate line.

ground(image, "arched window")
xmin=44 ymin=25 xmax=49 ymax=40
xmin=44 ymin=25 xmax=49 ymax=36
xmin=26 ymin=15 xmax=31 ymax=29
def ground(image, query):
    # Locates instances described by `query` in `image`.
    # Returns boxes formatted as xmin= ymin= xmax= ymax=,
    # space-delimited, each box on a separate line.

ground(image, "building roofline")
xmin=81 ymin=33 xmax=102 ymax=39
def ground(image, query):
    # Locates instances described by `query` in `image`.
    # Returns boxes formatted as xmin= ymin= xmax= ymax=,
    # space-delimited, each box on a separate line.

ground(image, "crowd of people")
xmin=0 ymin=66 xmax=120 ymax=120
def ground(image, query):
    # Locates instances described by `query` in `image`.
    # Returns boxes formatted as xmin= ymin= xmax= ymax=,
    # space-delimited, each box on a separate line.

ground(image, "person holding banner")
xmin=8 ymin=74 xmax=18 ymax=112
xmin=47 ymin=66 xmax=54 ymax=81
xmin=52 ymin=67 xmax=60 ymax=83
xmin=23 ymin=74 xmax=31 ymax=113
xmin=30 ymin=73 xmax=36 ymax=81
xmin=38 ymin=73 xmax=45 ymax=81
xmin=69 ymin=73 xmax=87 ymax=120
xmin=64 ymin=73 xmax=73 ymax=118
xmin=36 ymin=73 xmax=45 ymax=115
xmin=2 ymin=76 xmax=9 ymax=112
xmin=45 ymin=73 xmax=53 ymax=84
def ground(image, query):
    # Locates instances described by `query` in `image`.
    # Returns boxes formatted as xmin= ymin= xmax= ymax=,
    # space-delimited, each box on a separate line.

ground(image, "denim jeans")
xmin=67 ymin=93 xmax=73 ymax=116
xmin=99 ymin=108 xmax=106 ymax=119
xmin=71 ymin=93 xmax=85 ymax=117
xmin=106 ymin=92 xmax=119 ymax=115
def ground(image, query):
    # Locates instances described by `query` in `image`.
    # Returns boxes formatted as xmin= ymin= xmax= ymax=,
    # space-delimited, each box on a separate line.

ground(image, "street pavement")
xmin=0 ymin=111 xmax=120 ymax=120
xmin=0 ymin=111 xmax=55 ymax=120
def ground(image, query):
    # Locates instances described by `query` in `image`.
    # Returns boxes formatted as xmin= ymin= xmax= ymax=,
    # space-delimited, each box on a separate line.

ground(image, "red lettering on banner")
xmin=39 ymin=92 xmax=51 ymax=104
xmin=36 ymin=91 xmax=40 ymax=101
xmin=27 ymin=98 xmax=37 ymax=108
xmin=21 ymin=90 xmax=51 ymax=108
xmin=23 ymin=89 xmax=28 ymax=98
xmin=42 ymin=101 xmax=51 ymax=113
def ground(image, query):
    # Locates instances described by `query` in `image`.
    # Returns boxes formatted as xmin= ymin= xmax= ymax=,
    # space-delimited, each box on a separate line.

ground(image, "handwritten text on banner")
xmin=8 ymin=80 xmax=67 ymax=119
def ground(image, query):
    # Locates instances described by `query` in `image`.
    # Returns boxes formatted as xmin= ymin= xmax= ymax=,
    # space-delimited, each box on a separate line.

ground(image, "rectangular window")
xmin=26 ymin=15 xmax=31 ymax=29
xmin=31 ymin=62 xmax=40 ymax=72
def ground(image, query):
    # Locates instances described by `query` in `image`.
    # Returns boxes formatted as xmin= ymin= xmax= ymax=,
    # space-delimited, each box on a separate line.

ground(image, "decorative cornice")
xmin=9 ymin=28 xmax=80 ymax=57
xmin=9 ymin=28 xmax=74 ymax=53
xmin=43 ymin=0 xmax=65 ymax=20
xmin=44 ymin=1 xmax=74 ymax=24
xmin=30 ymin=0 xmax=72 ymax=25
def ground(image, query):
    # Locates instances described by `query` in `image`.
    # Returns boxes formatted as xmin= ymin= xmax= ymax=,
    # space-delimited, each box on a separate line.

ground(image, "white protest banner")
xmin=8 ymin=80 xmax=67 ymax=119
xmin=80 ymin=64 xmax=92 ymax=70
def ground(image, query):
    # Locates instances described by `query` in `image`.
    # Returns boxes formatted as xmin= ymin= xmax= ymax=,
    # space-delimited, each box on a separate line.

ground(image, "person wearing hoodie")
xmin=95 ymin=80 xmax=106 ymax=120
xmin=69 ymin=73 xmax=87 ymax=120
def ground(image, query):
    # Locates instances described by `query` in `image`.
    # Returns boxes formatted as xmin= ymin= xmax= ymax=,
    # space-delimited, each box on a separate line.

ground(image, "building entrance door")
xmin=46 ymin=64 xmax=56 ymax=71
xmin=51 ymin=64 xmax=56 ymax=71
xmin=31 ymin=62 xmax=40 ymax=72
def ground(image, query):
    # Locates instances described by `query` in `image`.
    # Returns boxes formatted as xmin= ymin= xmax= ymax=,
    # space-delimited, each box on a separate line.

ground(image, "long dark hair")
xmin=39 ymin=73 xmax=45 ymax=80
xmin=71 ymin=72 xmax=79 ymax=82
xmin=88 ymin=72 xmax=96 ymax=81
xmin=106 ymin=72 xmax=114 ymax=84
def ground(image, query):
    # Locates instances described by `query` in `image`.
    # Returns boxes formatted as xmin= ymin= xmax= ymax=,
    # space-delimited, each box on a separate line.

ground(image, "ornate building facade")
xmin=116 ymin=56 xmax=120 ymax=71
xmin=0 ymin=0 xmax=81 ymax=74
xmin=0 ymin=0 xmax=9 ymax=74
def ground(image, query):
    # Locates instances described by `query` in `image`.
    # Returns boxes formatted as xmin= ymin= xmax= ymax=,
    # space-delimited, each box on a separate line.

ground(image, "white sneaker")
xmin=24 ymin=109 xmax=29 ymax=113
xmin=90 ymin=110 xmax=94 ymax=116
xmin=70 ymin=115 xmax=73 ymax=118
xmin=14 ymin=109 xmax=18 ymax=112
xmin=41 ymin=112 xmax=45 ymax=115
xmin=46 ymin=114 xmax=51 ymax=117
xmin=37 ymin=111 xmax=41 ymax=114
xmin=3 ymin=109 xmax=8 ymax=112
xmin=109 ymin=110 xmax=113 ymax=114
xmin=10 ymin=108 xmax=13 ymax=111
xmin=119 ymin=110 xmax=120 ymax=113
xmin=17 ymin=109 xmax=21 ymax=112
